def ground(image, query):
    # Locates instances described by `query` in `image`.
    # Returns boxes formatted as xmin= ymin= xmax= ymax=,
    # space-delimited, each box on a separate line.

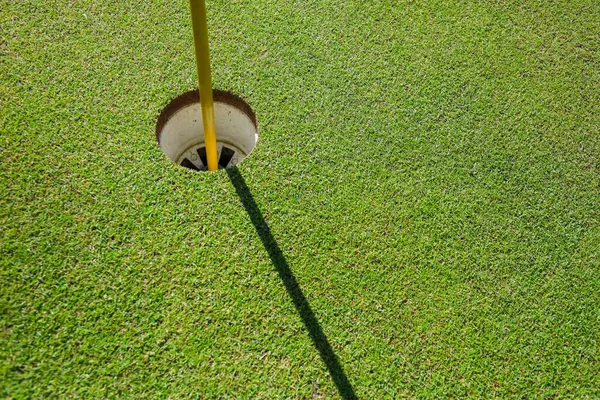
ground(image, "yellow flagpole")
xmin=189 ymin=0 xmax=218 ymax=171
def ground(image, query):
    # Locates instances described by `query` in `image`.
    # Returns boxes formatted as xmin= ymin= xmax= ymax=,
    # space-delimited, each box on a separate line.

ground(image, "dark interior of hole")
xmin=179 ymin=146 xmax=237 ymax=171
xmin=197 ymin=147 xmax=208 ymax=167
xmin=180 ymin=158 xmax=200 ymax=171
xmin=219 ymin=147 xmax=235 ymax=168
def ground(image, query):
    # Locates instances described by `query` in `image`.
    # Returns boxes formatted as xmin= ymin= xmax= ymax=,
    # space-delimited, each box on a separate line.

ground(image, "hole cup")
xmin=156 ymin=89 xmax=258 ymax=171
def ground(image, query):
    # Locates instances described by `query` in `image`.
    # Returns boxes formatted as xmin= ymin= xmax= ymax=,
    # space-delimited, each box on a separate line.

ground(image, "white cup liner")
xmin=156 ymin=89 xmax=258 ymax=171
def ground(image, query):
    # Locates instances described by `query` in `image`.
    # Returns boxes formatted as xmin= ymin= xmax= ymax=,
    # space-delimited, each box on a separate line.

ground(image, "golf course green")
xmin=2 ymin=0 xmax=599 ymax=397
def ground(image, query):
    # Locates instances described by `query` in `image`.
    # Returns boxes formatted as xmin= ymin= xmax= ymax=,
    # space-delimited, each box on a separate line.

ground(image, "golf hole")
xmin=156 ymin=89 xmax=258 ymax=171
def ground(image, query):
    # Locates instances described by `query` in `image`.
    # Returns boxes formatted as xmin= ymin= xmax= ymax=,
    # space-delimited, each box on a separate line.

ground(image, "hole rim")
xmin=155 ymin=88 xmax=258 ymax=146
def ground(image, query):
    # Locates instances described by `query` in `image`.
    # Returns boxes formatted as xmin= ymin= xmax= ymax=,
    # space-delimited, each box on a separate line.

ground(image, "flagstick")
xmin=189 ymin=0 xmax=218 ymax=171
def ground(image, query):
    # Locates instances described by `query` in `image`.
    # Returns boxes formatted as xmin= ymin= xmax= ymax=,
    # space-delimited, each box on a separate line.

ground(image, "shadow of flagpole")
xmin=226 ymin=166 xmax=357 ymax=399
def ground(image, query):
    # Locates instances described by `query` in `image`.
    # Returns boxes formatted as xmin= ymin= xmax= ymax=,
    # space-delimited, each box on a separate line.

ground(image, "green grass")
xmin=2 ymin=0 xmax=600 ymax=397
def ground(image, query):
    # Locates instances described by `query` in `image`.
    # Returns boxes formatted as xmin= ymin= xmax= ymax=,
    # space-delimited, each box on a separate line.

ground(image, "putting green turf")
xmin=2 ymin=0 xmax=600 ymax=397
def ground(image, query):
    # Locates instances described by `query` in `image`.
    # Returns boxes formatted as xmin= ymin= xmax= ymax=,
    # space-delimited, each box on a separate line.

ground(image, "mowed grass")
xmin=2 ymin=0 xmax=600 ymax=397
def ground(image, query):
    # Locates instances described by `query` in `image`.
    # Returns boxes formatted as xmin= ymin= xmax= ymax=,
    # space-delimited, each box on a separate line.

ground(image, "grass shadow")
xmin=226 ymin=166 xmax=357 ymax=399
